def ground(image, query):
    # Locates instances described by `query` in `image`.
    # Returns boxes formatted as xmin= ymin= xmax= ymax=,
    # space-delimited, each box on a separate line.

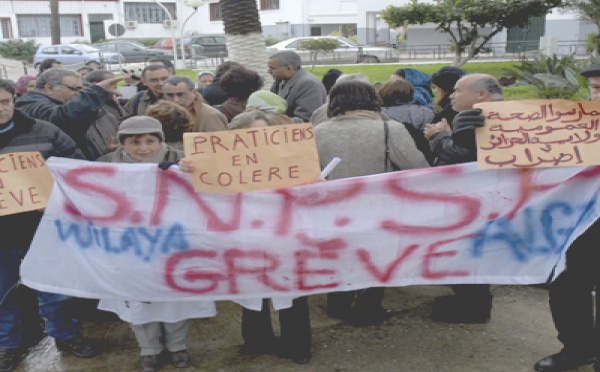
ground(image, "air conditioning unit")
xmin=163 ymin=20 xmax=179 ymax=29
xmin=125 ymin=20 xmax=138 ymax=29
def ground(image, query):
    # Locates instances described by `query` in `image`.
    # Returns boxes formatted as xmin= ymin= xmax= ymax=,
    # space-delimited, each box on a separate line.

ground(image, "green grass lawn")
xmin=174 ymin=60 xmax=585 ymax=101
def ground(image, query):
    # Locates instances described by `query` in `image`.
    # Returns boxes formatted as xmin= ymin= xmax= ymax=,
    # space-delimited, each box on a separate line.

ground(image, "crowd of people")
xmin=0 ymin=50 xmax=598 ymax=372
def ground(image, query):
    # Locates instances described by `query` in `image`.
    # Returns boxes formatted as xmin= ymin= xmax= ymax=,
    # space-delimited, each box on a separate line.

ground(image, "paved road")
xmin=11 ymin=285 xmax=595 ymax=372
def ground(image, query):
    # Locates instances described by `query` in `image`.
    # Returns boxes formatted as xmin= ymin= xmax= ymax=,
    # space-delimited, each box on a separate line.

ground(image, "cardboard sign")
xmin=0 ymin=151 xmax=53 ymax=216
xmin=476 ymin=100 xmax=600 ymax=169
xmin=183 ymin=124 xmax=321 ymax=193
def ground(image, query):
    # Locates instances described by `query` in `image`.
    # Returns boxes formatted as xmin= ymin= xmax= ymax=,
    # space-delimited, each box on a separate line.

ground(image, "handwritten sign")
xmin=476 ymin=100 xmax=600 ymax=169
xmin=183 ymin=124 xmax=321 ymax=193
xmin=0 ymin=151 xmax=53 ymax=216
xmin=20 ymin=158 xmax=600 ymax=308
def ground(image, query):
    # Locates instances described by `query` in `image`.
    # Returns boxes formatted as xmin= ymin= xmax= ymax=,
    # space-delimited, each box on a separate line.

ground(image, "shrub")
xmin=298 ymin=38 xmax=339 ymax=70
xmin=0 ymin=39 xmax=40 ymax=62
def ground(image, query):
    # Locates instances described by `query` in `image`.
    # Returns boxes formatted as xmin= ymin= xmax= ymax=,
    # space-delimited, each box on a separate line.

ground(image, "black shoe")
xmin=350 ymin=309 xmax=394 ymax=327
xmin=431 ymin=294 xmax=492 ymax=324
xmin=0 ymin=348 xmax=21 ymax=372
xmin=140 ymin=354 xmax=162 ymax=372
xmin=277 ymin=349 xmax=311 ymax=364
xmin=171 ymin=349 xmax=191 ymax=368
xmin=534 ymin=351 xmax=597 ymax=371
xmin=55 ymin=335 xmax=101 ymax=358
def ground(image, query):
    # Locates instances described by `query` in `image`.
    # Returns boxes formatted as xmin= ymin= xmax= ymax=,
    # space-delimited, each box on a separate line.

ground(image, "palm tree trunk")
xmin=50 ymin=0 xmax=61 ymax=45
xmin=220 ymin=0 xmax=272 ymax=86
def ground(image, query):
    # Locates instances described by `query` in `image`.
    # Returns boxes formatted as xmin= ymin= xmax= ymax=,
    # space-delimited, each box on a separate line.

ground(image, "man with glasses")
xmin=268 ymin=51 xmax=326 ymax=123
xmin=162 ymin=76 xmax=227 ymax=132
xmin=15 ymin=68 xmax=123 ymax=160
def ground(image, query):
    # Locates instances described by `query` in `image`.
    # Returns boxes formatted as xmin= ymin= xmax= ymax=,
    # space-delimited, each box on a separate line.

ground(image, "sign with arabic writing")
xmin=475 ymin=100 xmax=600 ymax=169
xmin=183 ymin=124 xmax=321 ymax=193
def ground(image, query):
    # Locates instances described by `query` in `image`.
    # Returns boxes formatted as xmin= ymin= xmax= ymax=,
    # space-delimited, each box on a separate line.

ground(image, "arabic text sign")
xmin=20 ymin=158 xmax=600 ymax=304
xmin=0 ymin=151 xmax=53 ymax=216
xmin=183 ymin=124 xmax=321 ymax=193
xmin=476 ymin=100 xmax=600 ymax=169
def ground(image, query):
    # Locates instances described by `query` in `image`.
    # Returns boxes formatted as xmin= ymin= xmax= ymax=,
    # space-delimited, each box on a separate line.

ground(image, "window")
xmin=209 ymin=3 xmax=222 ymax=21
xmin=124 ymin=2 xmax=177 ymax=24
xmin=0 ymin=18 xmax=12 ymax=39
xmin=261 ymin=0 xmax=279 ymax=10
xmin=17 ymin=15 xmax=82 ymax=37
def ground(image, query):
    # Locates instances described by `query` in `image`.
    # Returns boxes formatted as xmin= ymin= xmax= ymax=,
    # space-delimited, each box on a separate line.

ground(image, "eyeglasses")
xmin=56 ymin=83 xmax=83 ymax=92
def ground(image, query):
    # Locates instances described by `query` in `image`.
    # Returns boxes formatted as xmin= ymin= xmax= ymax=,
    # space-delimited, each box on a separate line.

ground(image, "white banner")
xmin=21 ymin=158 xmax=600 ymax=303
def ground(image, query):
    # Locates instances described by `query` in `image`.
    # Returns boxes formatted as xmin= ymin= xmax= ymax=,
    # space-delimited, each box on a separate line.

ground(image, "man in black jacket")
xmin=16 ymin=68 xmax=123 ymax=160
xmin=0 ymin=79 xmax=100 ymax=372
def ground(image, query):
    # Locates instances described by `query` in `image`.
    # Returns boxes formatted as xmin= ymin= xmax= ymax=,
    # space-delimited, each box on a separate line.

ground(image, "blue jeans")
xmin=0 ymin=247 xmax=79 ymax=348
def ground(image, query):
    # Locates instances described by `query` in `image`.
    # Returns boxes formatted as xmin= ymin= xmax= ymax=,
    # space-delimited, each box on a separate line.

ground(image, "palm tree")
xmin=220 ymin=0 xmax=272 ymax=86
xmin=50 ymin=0 xmax=61 ymax=45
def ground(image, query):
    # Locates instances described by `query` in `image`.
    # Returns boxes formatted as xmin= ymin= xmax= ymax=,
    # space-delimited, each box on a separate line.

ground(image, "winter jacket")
xmin=270 ymin=68 xmax=327 ymax=123
xmin=315 ymin=110 xmax=429 ymax=180
xmin=15 ymin=86 xmax=108 ymax=159
xmin=382 ymin=103 xmax=435 ymax=132
xmin=0 ymin=109 xmax=84 ymax=248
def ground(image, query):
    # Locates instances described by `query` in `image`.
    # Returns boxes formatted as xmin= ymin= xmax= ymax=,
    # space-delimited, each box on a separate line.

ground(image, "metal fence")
xmin=397 ymin=40 xmax=589 ymax=60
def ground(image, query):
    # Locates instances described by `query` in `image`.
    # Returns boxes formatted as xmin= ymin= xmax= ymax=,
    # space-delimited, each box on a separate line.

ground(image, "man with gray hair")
xmin=162 ymin=76 xmax=227 ymax=132
xmin=268 ymin=51 xmax=326 ymax=123
xmin=423 ymin=73 xmax=503 ymax=324
xmin=16 ymin=68 xmax=123 ymax=159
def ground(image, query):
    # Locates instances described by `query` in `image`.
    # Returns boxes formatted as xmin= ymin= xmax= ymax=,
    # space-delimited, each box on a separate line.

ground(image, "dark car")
xmin=153 ymin=35 xmax=227 ymax=59
xmin=93 ymin=41 xmax=171 ymax=63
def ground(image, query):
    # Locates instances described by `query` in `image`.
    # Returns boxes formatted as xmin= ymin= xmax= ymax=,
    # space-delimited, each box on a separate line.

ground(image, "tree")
xmin=298 ymin=38 xmax=339 ymax=70
xmin=50 ymin=0 xmax=61 ymax=45
xmin=566 ymin=0 xmax=600 ymax=53
xmin=382 ymin=0 xmax=564 ymax=67
xmin=220 ymin=0 xmax=272 ymax=86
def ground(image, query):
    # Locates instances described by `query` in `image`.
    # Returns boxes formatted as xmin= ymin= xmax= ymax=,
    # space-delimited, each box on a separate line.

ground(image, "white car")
xmin=266 ymin=36 xmax=397 ymax=64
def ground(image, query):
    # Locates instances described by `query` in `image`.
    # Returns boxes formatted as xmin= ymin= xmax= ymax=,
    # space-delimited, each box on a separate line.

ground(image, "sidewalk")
xmin=13 ymin=285 xmax=587 ymax=372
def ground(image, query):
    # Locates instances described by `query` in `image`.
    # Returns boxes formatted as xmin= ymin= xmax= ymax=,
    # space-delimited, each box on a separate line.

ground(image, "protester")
xmin=316 ymin=80 xmax=429 ymax=326
xmin=14 ymin=76 xmax=36 ymax=97
xmin=310 ymin=73 xmax=370 ymax=126
xmin=97 ymin=116 xmax=214 ymax=372
xmin=37 ymin=58 xmax=62 ymax=75
xmin=77 ymin=66 xmax=93 ymax=79
xmin=201 ymin=61 xmax=241 ymax=106
xmin=390 ymin=68 xmax=434 ymax=109
xmin=146 ymin=100 xmax=194 ymax=150
xmin=217 ymin=66 xmax=263 ymax=121
xmin=0 ymin=79 xmax=98 ymax=372
xmin=162 ymin=76 xmax=227 ymax=132
xmin=268 ymin=50 xmax=327 ymax=122
xmin=532 ymin=63 xmax=600 ymax=372
xmin=124 ymin=64 xmax=169 ymax=117
xmin=245 ymin=90 xmax=294 ymax=125
xmin=15 ymin=68 xmax=124 ymax=160
xmin=378 ymin=78 xmax=435 ymax=165
xmin=424 ymin=73 xmax=503 ymax=323
xmin=196 ymin=71 xmax=214 ymax=89
xmin=321 ymin=68 xmax=343 ymax=94
xmin=83 ymin=70 xmax=124 ymax=156
xmin=430 ymin=66 xmax=467 ymax=124
xmin=148 ymin=57 xmax=175 ymax=76
xmin=379 ymin=78 xmax=435 ymax=131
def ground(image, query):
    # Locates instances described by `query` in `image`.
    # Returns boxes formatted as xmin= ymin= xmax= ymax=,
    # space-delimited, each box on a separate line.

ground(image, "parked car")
xmin=33 ymin=44 xmax=123 ymax=69
xmin=153 ymin=35 xmax=227 ymax=59
xmin=266 ymin=36 xmax=397 ymax=64
xmin=93 ymin=40 xmax=171 ymax=63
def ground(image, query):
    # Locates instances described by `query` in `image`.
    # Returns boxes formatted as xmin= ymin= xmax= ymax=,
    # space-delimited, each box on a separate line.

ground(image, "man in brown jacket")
xmin=163 ymin=76 xmax=227 ymax=132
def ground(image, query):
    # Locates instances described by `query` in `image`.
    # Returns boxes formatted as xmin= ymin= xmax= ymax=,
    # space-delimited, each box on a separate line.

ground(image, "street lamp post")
xmin=152 ymin=0 xmax=178 ymax=69
xmin=180 ymin=0 xmax=206 ymax=69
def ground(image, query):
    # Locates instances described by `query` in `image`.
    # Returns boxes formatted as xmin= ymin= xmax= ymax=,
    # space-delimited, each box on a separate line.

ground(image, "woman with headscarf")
xmin=14 ymin=75 xmax=36 ymax=97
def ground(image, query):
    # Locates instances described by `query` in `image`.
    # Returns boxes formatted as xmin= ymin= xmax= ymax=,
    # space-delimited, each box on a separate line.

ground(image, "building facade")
xmin=0 ymin=0 xmax=593 ymax=55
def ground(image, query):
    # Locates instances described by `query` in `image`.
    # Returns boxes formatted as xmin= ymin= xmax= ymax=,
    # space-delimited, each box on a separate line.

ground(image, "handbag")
xmin=384 ymin=121 xmax=402 ymax=172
